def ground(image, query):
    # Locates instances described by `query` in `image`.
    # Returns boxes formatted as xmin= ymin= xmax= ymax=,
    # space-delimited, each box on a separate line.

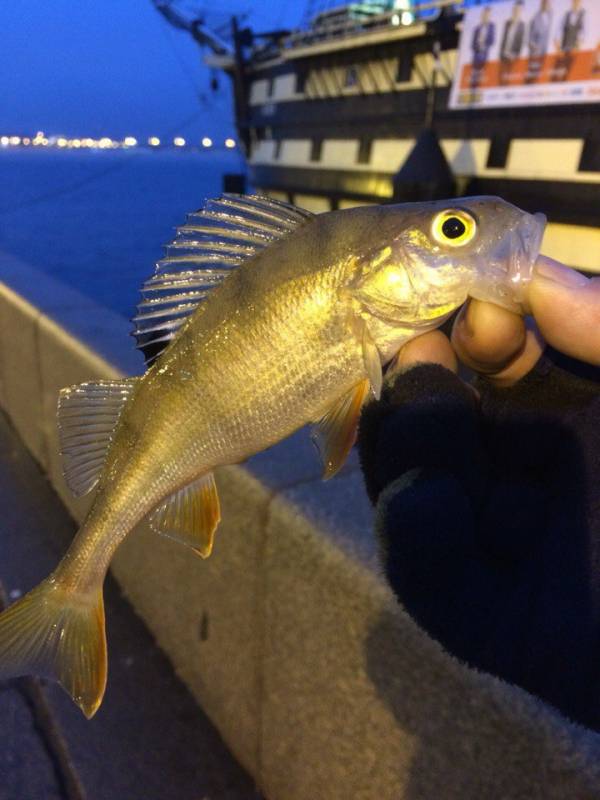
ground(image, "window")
xmin=310 ymin=139 xmax=323 ymax=162
xmin=344 ymin=66 xmax=358 ymax=88
xmin=295 ymin=69 xmax=308 ymax=94
xmin=579 ymin=138 xmax=600 ymax=172
xmin=487 ymin=136 xmax=510 ymax=169
xmin=396 ymin=53 xmax=413 ymax=83
xmin=357 ymin=139 xmax=372 ymax=165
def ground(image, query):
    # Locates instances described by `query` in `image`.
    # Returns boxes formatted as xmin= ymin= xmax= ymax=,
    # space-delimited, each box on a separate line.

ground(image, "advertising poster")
xmin=449 ymin=0 xmax=600 ymax=108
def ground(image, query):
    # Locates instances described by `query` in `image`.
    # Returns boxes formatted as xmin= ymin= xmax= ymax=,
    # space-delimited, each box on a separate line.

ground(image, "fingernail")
xmin=534 ymin=257 xmax=589 ymax=289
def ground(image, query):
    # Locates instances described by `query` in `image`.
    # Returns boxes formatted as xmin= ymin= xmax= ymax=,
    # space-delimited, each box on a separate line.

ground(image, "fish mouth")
xmin=470 ymin=211 xmax=547 ymax=311
xmin=507 ymin=211 xmax=547 ymax=302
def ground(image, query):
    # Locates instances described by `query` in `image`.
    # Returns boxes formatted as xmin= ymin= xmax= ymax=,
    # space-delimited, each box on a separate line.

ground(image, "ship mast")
xmin=152 ymin=1 xmax=253 ymax=151
xmin=230 ymin=16 xmax=250 ymax=154
xmin=152 ymin=0 xmax=234 ymax=57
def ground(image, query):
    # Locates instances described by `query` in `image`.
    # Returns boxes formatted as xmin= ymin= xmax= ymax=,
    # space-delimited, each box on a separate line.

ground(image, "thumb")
xmin=526 ymin=257 xmax=600 ymax=366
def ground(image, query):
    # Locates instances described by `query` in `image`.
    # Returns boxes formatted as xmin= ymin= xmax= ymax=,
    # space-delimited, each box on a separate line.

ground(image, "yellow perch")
xmin=0 ymin=194 xmax=545 ymax=716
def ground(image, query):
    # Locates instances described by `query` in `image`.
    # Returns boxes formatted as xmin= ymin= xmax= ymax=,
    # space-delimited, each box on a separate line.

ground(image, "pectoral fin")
xmin=312 ymin=379 xmax=371 ymax=480
xmin=351 ymin=315 xmax=383 ymax=400
xmin=149 ymin=473 xmax=221 ymax=558
xmin=361 ymin=325 xmax=382 ymax=400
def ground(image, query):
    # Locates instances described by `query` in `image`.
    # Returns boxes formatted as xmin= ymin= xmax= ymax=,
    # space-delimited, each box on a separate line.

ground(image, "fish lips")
xmin=469 ymin=211 xmax=547 ymax=312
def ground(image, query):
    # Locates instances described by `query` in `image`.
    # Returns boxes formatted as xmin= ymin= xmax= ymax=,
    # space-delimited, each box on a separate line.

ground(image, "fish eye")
xmin=431 ymin=209 xmax=477 ymax=248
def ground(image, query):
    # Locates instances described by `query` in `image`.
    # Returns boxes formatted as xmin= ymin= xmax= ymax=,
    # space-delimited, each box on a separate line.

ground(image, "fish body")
xmin=0 ymin=195 xmax=545 ymax=716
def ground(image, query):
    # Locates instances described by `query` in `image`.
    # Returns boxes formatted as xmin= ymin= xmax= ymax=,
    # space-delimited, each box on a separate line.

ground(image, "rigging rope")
xmin=155 ymin=12 xmax=211 ymax=106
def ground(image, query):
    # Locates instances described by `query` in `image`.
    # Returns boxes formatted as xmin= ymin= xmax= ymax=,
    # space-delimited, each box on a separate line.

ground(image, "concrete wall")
xmin=2 ymin=253 xmax=600 ymax=799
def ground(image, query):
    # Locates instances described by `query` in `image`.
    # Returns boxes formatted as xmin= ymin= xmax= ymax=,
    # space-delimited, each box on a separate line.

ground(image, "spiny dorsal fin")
xmin=311 ymin=379 xmax=371 ymax=480
xmin=58 ymin=379 xmax=138 ymax=497
xmin=133 ymin=194 xmax=314 ymax=367
xmin=149 ymin=472 xmax=221 ymax=558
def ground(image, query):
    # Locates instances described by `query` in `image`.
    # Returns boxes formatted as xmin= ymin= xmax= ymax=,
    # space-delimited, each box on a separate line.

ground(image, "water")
xmin=0 ymin=149 xmax=245 ymax=318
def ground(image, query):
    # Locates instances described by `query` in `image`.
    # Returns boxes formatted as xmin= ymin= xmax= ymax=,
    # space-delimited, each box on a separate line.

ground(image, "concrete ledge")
xmin=2 ymin=253 xmax=600 ymax=799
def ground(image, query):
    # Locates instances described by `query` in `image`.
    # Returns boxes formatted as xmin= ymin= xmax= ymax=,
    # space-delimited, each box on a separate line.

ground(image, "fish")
xmin=0 ymin=194 xmax=545 ymax=717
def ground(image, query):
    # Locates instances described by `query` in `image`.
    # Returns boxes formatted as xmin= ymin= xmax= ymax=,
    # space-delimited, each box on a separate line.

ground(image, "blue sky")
xmin=0 ymin=1 xmax=300 ymax=142
xmin=1 ymin=1 xmax=494 ymax=143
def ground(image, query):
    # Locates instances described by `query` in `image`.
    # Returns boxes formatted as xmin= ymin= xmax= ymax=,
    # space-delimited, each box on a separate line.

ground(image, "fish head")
xmin=353 ymin=196 xmax=546 ymax=328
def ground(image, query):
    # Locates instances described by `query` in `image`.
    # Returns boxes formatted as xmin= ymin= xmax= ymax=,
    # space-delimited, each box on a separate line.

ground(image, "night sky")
xmin=1 ymin=1 xmax=300 ymax=143
xmin=2 ymin=1 xmax=490 ymax=144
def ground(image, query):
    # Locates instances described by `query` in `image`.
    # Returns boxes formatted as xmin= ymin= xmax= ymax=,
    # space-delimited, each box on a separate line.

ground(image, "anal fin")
xmin=149 ymin=473 xmax=221 ymax=558
xmin=311 ymin=379 xmax=371 ymax=480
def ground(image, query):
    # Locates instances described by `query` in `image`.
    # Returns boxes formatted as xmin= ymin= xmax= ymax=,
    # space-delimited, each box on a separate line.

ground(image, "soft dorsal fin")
xmin=58 ymin=379 xmax=139 ymax=497
xmin=149 ymin=472 xmax=221 ymax=558
xmin=133 ymin=194 xmax=314 ymax=367
xmin=311 ymin=378 xmax=371 ymax=480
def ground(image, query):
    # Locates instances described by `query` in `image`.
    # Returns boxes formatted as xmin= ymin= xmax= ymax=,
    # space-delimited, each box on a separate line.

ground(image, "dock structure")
xmin=1 ymin=252 xmax=600 ymax=798
xmin=0 ymin=386 xmax=256 ymax=800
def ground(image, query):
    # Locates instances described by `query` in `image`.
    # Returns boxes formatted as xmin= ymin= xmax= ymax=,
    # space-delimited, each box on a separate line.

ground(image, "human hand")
xmin=394 ymin=256 xmax=599 ymax=385
xmin=357 ymin=258 xmax=600 ymax=730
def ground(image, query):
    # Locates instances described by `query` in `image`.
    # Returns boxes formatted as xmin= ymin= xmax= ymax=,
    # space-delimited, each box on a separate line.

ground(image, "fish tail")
xmin=0 ymin=575 xmax=106 ymax=718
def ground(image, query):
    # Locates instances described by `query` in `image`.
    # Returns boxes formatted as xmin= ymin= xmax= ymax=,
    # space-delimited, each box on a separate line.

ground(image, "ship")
xmin=153 ymin=0 xmax=600 ymax=275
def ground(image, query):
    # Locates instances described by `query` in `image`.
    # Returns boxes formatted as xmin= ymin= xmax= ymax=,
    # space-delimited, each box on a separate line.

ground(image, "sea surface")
xmin=0 ymin=149 xmax=245 ymax=318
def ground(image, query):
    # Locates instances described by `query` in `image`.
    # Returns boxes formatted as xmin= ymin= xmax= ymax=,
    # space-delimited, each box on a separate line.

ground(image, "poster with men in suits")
xmin=450 ymin=0 xmax=600 ymax=109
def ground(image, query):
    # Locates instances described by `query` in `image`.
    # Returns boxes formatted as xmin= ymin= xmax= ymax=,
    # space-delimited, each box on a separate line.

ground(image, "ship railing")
xmin=285 ymin=0 xmax=463 ymax=50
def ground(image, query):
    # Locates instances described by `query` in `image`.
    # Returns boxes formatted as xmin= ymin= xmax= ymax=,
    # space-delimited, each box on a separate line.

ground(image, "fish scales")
xmin=55 ymin=218 xmax=367 ymax=591
xmin=0 ymin=195 xmax=547 ymax=717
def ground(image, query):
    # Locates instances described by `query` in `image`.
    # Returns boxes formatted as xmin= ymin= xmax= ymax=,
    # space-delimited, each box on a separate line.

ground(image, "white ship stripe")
xmin=542 ymin=224 xmax=600 ymax=273
xmin=250 ymin=137 xmax=600 ymax=183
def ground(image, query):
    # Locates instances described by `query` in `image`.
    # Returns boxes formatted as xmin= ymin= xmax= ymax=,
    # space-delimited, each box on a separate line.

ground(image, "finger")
xmin=392 ymin=330 xmax=458 ymax=375
xmin=452 ymin=299 xmax=545 ymax=387
xmin=526 ymin=257 xmax=600 ymax=366
xmin=484 ymin=321 xmax=546 ymax=387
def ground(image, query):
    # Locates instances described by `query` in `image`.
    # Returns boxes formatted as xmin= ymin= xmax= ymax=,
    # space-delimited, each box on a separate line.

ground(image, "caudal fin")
xmin=0 ymin=577 xmax=107 ymax=718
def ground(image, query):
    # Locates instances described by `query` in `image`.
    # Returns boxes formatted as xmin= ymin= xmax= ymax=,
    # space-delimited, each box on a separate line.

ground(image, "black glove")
xmin=357 ymin=353 xmax=600 ymax=731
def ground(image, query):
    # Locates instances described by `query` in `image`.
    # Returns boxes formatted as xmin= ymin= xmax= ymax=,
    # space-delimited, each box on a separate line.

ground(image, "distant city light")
xmin=0 ymin=131 xmax=222 ymax=151
xmin=393 ymin=0 xmax=411 ymax=8
xmin=33 ymin=131 xmax=47 ymax=146
xmin=401 ymin=11 xmax=414 ymax=24
xmin=391 ymin=13 xmax=400 ymax=24
xmin=225 ymin=138 xmax=236 ymax=148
